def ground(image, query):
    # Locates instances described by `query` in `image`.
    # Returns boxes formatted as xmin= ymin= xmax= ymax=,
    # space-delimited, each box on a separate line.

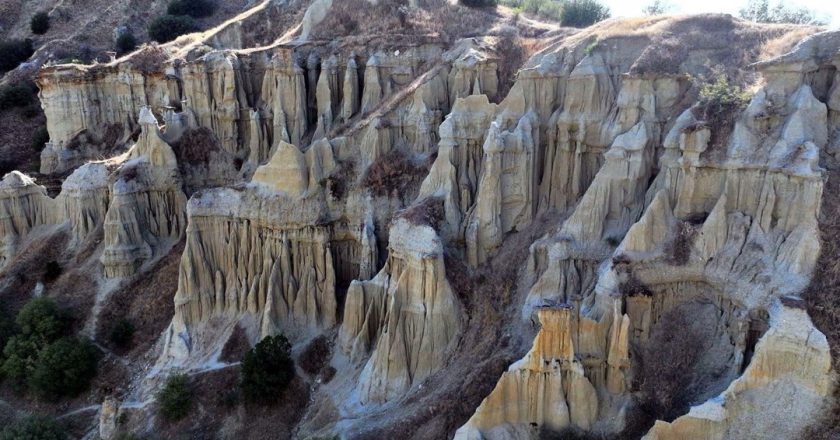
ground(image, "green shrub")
xmin=157 ymin=373 xmax=193 ymax=421
xmin=0 ymin=416 xmax=65 ymax=440
xmin=116 ymin=32 xmax=137 ymax=55
xmin=560 ymin=0 xmax=610 ymax=27
xmin=31 ymin=126 xmax=50 ymax=152
xmin=0 ymin=83 xmax=37 ymax=110
xmin=0 ymin=39 xmax=34 ymax=73
xmin=148 ymin=15 xmax=198 ymax=43
xmin=16 ymin=297 xmax=67 ymax=343
xmin=43 ymin=261 xmax=61 ymax=282
xmin=28 ymin=337 xmax=99 ymax=400
xmin=167 ymin=0 xmax=216 ymax=18
xmin=694 ymin=76 xmax=750 ymax=148
xmin=109 ymin=319 xmax=135 ymax=349
xmin=1 ymin=335 xmax=40 ymax=385
xmin=460 ymin=0 xmax=498 ymax=7
xmin=30 ymin=12 xmax=50 ymax=35
xmin=240 ymin=334 xmax=295 ymax=404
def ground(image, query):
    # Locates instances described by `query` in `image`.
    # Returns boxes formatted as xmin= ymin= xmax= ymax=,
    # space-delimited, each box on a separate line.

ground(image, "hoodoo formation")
xmin=0 ymin=0 xmax=838 ymax=439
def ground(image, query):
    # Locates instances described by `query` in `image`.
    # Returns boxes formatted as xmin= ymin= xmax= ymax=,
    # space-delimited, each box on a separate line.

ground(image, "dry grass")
xmin=664 ymin=221 xmax=697 ymax=266
xmin=361 ymin=149 xmax=432 ymax=198
xmin=220 ymin=324 xmax=251 ymax=363
xmin=128 ymin=44 xmax=169 ymax=75
xmin=398 ymin=197 xmax=445 ymax=231
xmin=298 ymin=335 xmax=332 ymax=377
xmin=312 ymin=0 xmax=506 ymax=41
xmin=326 ymin=159 xmax=357 ymax=200
xmin=95 ymin=241 xmax=182 ymax=357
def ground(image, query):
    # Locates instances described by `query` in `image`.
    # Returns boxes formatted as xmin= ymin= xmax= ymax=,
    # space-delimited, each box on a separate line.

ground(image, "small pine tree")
xmin=167 ymin=0 xmax=216 ymax=18
xmin=116 ymin=32 xmax=138 ymax=55
xmin=0 ymin=39 xmax=35 ymax=73
xmin=157 ymin=373 xmax=193 ymax=421
xmin=240 ymin=334 xmax=295 ymax=404
xmin=30 ymin=12 xmax=50 ymax=35
xmin=148 ymin=15 xmax=198 ymax=43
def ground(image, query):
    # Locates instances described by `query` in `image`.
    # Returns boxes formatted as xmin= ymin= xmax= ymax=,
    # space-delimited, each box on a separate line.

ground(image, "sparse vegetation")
xmin=693 ymin=76 xmax=750 ymax=152
xmin=461 ymin=0 xmax=498 ymax=7
xmin=116 ymin=32 xmax=138 ymax=55
xmin=30 ymin=12 xmax=50 ymax=35
xmin=240 ymin=334 xmax=295 ymax=404
xmin=157 ymin=373 xmax=193 ymax=421
xmin=0 ymin=416 xmax=65 ymax=440
xmin=642 ymin=0 xmax=672 ymax=15
xmin=0 ymin=39 xmax=34 ymax=73
xmin=560 ymin=0 xmax=610 ymax=27
xmin=43 ymin=260 xmax=62 ymax=282
xmin=129 ymin=44 xmax=169 ymax=74
xmin=109 ymin=319 xmax=136 ymax=349
xmin=167 ymin=0 xmax=216 ymax=18
xmin=399 ymin=197 xmax=445 ymax=231
xmin=298 ymin=335 xmax=330 ymax=376
xmin=361 ymin=149 xmax=431 ymax=198
xmin=148 ymin=15 xmax=198 ymax=43
xmin=739 ymin=0 xmax=828 ymax=25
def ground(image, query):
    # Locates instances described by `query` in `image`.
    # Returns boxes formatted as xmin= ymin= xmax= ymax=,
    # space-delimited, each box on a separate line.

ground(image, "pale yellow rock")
xmin=252 ymin=140 xmax=309 ymax=196
xmin=642 ymin=301 xmax=834 ymax=440
xmin=454 ymin=307 xmax=600 ymax=439
xmin=340 ymin=218 xmax=461 ymax=404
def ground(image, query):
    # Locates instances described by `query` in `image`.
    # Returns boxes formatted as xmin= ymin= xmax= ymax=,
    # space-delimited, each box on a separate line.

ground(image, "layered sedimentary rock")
xmin=643 ymin=300 xmax=833 ymax=440
xmin=159 ymin=136 xmax=378 ymax=365
xmin=100 ymin=108 xmax=187 ymax=278
xmin=0 ymin=172 xmax=56 ymax=267
xmin=454 ymin=306 xmax=602 ymax=439
xmin=339 ymin=218 xmax=461 ymax=404
xmin=454 ymin=22 xmax=837 ymax=440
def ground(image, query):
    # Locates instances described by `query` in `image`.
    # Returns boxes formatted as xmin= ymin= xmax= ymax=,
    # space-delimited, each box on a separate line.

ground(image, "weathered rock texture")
xmin=8 ymin=6 xmax=840 ymax=440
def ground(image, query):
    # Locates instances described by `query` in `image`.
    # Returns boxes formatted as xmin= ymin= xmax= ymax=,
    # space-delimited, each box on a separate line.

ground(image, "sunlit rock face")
xmin=15 ymin=5 xmax=840 ymax=439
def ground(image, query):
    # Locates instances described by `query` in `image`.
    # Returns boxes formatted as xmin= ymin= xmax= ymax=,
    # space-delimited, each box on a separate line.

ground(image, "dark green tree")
xmin=167 ymin=0 xmax=216 ymax=18
xmin=115 ymin=32 xmax=138 ymax=55
xmin=240 ymin=334 xmax=295 ymax=404
xmin=28 ymin=337 xmax=99 ymax=400
xmin=148 ymin=15 xmax=198 ymax=43
xmin=157 ymin=373 xmax=193 ymax=421
xmin=0 ymin=416 xmax=65 ymax=440
xmin=30 ymin=12 xmax=50 ymax=35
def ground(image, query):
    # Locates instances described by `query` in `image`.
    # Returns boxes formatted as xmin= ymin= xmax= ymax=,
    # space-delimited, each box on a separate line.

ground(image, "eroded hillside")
xmin=0 ymin=1 xmax=838 ymax=439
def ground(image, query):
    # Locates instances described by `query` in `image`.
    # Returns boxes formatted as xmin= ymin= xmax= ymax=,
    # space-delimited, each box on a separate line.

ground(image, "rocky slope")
xmin=0 ymin=1 xmax=838 ymax=439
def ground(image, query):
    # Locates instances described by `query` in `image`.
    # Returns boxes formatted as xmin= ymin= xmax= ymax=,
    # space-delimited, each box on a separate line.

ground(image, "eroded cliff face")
xmin=4 ymin=3 xmax=840 ymax=439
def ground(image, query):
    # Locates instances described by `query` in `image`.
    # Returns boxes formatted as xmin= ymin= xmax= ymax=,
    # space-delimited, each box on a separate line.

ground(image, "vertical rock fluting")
xmin=0 ymin=172 xmax=56 ymax=267
xmin=455 ymin=27 xmax=837 ymax=440
xmin=454 ymin=306 xmax=610 ymax=439
xmin=100 ymin=108 xmax=187 ymax=278
xmin=339 ymin=218 xmax=461 ymax=404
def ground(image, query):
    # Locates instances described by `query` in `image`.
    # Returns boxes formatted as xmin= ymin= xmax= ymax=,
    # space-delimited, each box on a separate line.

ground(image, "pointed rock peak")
xmin=252 ymin=141 xmax=309 ymax=196
xmin=367 ymin=53 xmax=382 ymax=66
xmin=138 ymin=106 xmax=159 ymax=127
xmin=620 ymin=190 xmax=674 ymax=254
xmin=347 ymin=54 xmax=358 ymax=68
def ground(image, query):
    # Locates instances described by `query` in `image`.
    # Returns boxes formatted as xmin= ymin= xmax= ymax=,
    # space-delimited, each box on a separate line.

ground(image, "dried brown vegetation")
xmin=96 ymin=241 xmax=183 ymax=356
xmin=312 ymin=0 xmax=507 ymax=41
xmin=298 ymin=335 xmax=332 ymax=376
xmin=664 ymin=221 xmax=697 ymax=266
xmin=398 ymin=197 xmax=445 ymax=231
xmin=361 ymin=149 xmax=431 ymax=198
xmin=128 ymin=44 xmax=169 ymax=75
